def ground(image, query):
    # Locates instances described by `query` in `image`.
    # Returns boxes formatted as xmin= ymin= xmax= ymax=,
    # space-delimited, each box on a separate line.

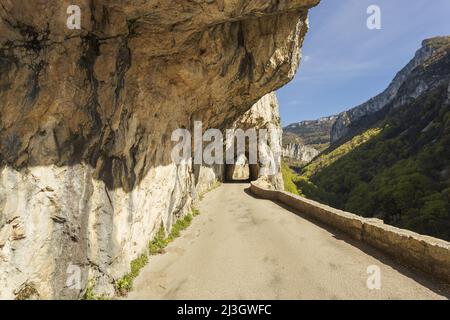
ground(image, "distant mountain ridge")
xmin=283 ymin=36 xmax=450 ymax=241
xmin=282 ymin=132 xmax=320 ymax=163
xmin=331 ymin=36 xmax=450 ymax=143
xmin=284 ymin=115 xmax=337 ymax=146
xmin=283 ymin=36 xmax=450 ymax=165
xmin=282 ymin=116 xmax=337 ymax=163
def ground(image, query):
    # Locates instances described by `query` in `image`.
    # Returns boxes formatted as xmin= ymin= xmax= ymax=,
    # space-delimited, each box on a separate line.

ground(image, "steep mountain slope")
xmin=288 ymin=37 xmax=450 ymax=241
xmin=282 ymin=132 xmax=319 ymax=163
xmin=284 ymin=115 xmax=337 ymax=149
xmin=282 ymin=115 xmax=336 ymax=163
xmin=331 ymin=37 xmax=450 ymax=143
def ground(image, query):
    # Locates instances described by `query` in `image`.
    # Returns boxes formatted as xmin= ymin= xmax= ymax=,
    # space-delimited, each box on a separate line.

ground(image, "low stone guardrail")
xmin=250 ymin=182 xmax=450 ymax=284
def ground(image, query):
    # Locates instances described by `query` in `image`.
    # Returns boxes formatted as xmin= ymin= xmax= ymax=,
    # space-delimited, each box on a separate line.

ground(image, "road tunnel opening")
xmin=224 ymin=154 xmax=260 ymax=182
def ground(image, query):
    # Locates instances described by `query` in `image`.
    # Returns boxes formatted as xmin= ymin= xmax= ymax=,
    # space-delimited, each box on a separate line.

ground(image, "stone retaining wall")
xmin=250 ymin=182 xmax=450 ymax=284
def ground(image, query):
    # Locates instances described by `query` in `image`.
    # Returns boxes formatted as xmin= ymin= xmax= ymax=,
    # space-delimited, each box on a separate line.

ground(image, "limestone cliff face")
xmin=228 ymin=92 xmax=284 ymax=189
xmin=282 ymin=116 xmax=336 ymax=163
xmin=284 ymin=116 xmax=337 ymax=148
xmin=331 ymin=37 xmax=450 ymax=143
xmin=0 ymin=0 xmax=318 ymax=299
xmin=282 ymin=143 xmax=319 ymax=163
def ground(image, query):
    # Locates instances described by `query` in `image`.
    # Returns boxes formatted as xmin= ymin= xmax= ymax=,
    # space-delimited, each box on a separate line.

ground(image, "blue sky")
xmin=277 ymin=0 xmax=450 ymax=126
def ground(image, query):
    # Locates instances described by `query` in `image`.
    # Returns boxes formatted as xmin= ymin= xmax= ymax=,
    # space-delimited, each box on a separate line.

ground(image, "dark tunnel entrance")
xmin=223 ymin=133 xmax=261 ymax=183
xmin=224 ymin=155 xmax=260 ymax=183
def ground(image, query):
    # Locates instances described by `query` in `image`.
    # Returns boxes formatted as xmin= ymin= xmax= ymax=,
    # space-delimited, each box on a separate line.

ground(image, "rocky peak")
xmin=282 ymin=115 xmax=337 ymax=163
xmin=331 ymin=36 xmax=450 ymax=143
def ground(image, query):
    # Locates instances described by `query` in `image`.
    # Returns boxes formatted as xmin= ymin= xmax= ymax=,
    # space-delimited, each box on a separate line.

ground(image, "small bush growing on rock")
xmin=192 ymin=208 xmax=200 ymax=217
xmin=130 ymin=254 xmax=148 ymax=277
xmin=14 ymin=283 xmax=39 ymax=300
xmin=116 ymin=275 xmax=133 ymax=296
xmin=82 ymin=280 xmax=96 ymax=300
xmin=168 ymin=213 xmax=193 ymax=242
xmin=115 ymin=253 xmax=148 ymax=296
xmin=116 ymin=209 xmax=201 ymax=296
xmin=149 ymin=224 xmax=168 ymax=255
xmin=81 ymin=280 xmax=109 ymax=300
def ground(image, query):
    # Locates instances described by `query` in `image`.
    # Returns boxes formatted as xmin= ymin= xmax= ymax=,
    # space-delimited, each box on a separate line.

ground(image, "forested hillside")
xmin=284 ymin=37 xmax=450 ymax=241
xmin=285 ymin=84 xmax=450 ymax=240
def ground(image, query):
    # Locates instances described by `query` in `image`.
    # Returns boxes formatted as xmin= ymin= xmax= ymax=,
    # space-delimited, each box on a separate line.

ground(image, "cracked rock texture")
xmin=282 ymin=143 xmax=319 ymax=163
xmin=0 ymin=0 xmax=318 ymax=299
xmin=227 ymin=92 xmax=284 ymax=188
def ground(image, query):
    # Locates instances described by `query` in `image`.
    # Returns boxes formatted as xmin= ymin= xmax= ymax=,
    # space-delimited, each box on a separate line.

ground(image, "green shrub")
xmin=82 ymin=282 xmax=96 ymax=300
xmin=167 ymin=213 xmax=193 ymax=242
xmin=116 ymin=274 xmax=133 ymax=295
xmin=115 ymin=254 xmax=148 ymax=296
xmin=116 ymin=209 xmax=201 ymax=296
xmin=130 ymin=254 xmax=148 ymax=277
xmin=281 ymin=163 xmax=301 ymax=196
xmin=149 ymin=224 xmax=168 ymax=255
xmin=81 ymin=280 xmax=109 ymax=300
xmin=295 ymin=85 xmax=450 ymax=240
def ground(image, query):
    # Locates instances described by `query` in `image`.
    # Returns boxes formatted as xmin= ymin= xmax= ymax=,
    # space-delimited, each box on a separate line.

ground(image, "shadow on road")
xmin=243 ymin=187 xmax=450 ymax=298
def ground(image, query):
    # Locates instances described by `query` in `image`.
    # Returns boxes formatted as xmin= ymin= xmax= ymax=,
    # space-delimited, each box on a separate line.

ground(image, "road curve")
xmin=127 ymin=183 xmax=448 ymax=299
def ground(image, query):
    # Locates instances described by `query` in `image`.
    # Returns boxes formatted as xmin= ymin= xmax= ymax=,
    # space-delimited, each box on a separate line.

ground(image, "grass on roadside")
xmin=167 ymin=212 xmax=193 ymax=243
xmin=148 ymin=223 xmax=168 ymax=255
xmin=81 ymin=279 xmax=109 ymax=300
xmin=192 ymin=208 xmax=200 ymax=217
xmin=115 ymin=209 xmax=200 ymax=296
xmin=115 ymin=253 xmax=149 ymax=296
xmin=82 ymin=179 xmax=217 ymax=299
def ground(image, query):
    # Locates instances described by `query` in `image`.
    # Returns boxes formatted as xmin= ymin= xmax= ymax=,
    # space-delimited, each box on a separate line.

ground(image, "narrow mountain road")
xmin=128 ymin=183 xmax=448 ymax=300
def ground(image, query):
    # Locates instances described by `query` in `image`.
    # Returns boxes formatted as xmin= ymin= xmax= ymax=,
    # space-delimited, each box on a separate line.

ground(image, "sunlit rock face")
xmin=227 ymin=92 xmax=284 ymax=188
xmin=282 ymin=143 xmax=319 ymax=163
xmin=0 ymin=0 xmax=318 ymax=298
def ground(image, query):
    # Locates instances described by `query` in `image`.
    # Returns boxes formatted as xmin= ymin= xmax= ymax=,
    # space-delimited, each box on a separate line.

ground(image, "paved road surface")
xmin=128 ymin=183 xmax=448 ymax=299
